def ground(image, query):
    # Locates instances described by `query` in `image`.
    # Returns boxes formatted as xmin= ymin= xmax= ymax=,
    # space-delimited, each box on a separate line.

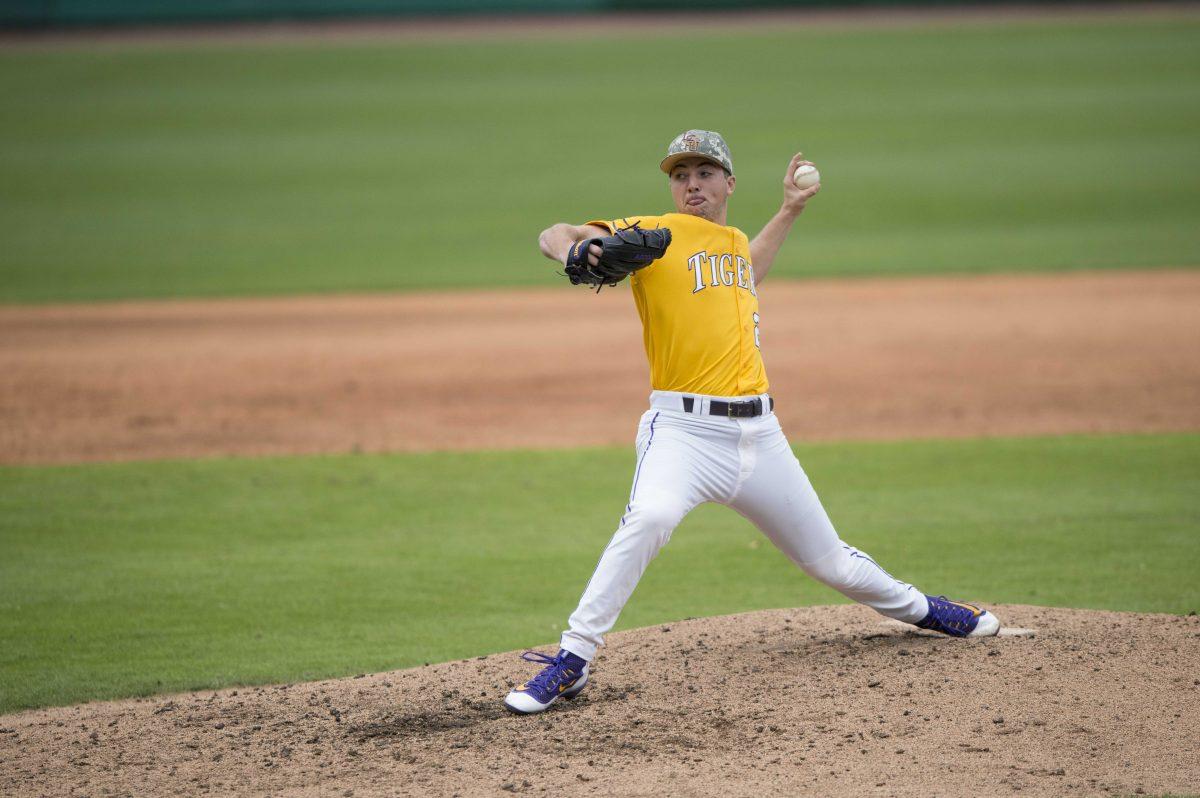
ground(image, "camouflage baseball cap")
xmin=660 ymin=129 xmax=734 ymax=175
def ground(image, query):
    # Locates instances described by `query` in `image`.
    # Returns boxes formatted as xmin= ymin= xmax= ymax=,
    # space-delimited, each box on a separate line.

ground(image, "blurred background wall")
xmin=0 ymin=0 xmax=1155 ymax=29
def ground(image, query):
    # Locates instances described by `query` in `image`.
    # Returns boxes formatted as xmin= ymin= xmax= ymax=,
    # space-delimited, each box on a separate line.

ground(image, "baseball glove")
xmin=564 ymin=223 xmax=672 ymax=292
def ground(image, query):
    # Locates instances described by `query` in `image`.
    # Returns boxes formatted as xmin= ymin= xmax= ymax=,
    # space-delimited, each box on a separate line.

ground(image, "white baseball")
xmin=793 ymin=164 xmax=820 ymax=189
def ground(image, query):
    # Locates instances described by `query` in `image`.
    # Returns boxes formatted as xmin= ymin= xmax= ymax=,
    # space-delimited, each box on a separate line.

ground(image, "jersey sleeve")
xmin=583 ymin=215 xmax=663 ymax=235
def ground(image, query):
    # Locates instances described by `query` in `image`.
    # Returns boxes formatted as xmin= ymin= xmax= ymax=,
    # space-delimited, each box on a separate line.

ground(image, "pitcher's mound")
xmin=3 ymin=604 xmax=1197 ymax=797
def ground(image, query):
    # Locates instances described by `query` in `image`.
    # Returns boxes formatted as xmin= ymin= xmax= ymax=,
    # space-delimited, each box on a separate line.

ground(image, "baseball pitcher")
xmin=504 ymin=130 xmax=1000 ymax=715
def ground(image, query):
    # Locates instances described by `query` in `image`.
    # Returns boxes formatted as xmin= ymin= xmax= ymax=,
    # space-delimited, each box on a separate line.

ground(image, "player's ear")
xmin=726 ymin=174 xmax=736 ymax=196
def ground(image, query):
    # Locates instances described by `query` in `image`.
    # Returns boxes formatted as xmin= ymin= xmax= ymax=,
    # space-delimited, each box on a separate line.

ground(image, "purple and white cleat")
xmin=504 ymin=650 xmax=589 ymax=715
xmin=916 ymin=595 xmax=1001 ymax=638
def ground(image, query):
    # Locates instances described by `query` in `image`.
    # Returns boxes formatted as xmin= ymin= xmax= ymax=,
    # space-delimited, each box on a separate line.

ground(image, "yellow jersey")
xmin=587 ymin=213 xmax=768 ymax=397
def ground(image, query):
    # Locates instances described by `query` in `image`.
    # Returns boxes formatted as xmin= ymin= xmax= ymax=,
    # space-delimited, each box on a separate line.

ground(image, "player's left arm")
xmin=749 ymin=152 xmax=820 ymax=285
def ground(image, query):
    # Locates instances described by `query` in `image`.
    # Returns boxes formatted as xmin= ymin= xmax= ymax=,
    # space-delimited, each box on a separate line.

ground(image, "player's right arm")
xmin=539 ymin=223 xmax=608 ymax=267
xmin=750 ymin=152 xmax=820 ymax=285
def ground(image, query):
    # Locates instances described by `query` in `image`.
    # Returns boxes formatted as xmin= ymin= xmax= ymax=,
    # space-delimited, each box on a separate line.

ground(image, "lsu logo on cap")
xmin=660 ymin=129 xmax=734 ymax=175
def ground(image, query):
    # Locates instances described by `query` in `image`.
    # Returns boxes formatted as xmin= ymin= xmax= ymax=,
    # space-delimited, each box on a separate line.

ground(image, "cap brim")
xmin=660 ymin=152 xmax=728 ymax=174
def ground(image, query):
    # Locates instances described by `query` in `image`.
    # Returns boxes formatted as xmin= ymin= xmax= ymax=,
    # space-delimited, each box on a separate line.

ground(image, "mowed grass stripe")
xmin=1 ymin=17 xmax=1198 ymax=302
xmin=1 ymin=433 xmax=1197 ymax=714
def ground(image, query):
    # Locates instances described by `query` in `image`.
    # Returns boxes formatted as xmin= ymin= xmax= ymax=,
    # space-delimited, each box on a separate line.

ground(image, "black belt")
xmin=681 ymin=396 xmax=774 ymax=418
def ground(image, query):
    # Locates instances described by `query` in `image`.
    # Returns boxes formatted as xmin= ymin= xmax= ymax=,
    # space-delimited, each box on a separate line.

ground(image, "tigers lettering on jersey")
xmin=685 ymin=250 xmax=757 ymax=295
xmin=586 ymin=213 xmax=769 ymax=397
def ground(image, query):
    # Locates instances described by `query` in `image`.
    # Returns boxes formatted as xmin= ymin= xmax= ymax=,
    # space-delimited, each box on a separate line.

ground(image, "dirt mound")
xmin=3 ymin=269 xmax=1199 ymax=465
xmin=2 ymin=604 xmax=1196 ymax=797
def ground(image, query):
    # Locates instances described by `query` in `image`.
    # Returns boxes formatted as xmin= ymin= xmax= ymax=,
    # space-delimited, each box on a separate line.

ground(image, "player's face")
xmin=669 ymin=157 xmax=735 ymax=222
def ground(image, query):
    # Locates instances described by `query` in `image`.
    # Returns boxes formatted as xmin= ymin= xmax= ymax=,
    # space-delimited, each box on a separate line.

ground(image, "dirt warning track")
xmin=2 ymin=269 xmax=1198 ymax=465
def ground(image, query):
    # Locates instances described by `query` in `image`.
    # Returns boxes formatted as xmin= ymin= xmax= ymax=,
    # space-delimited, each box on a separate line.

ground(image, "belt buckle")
xmin=727 ymin=398 xmax=760 ymax=418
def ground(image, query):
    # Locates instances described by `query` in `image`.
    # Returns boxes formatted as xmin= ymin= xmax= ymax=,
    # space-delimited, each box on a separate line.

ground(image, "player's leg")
xmin=727 ymin=424 xmax=926 ymax=622
xmin=560 ymin=410 xmax=719 ymax=661
xmin=726 ymin=414 xmax=999 ymax=636
xmin=505 ymin=410 xmax=728 ymax=714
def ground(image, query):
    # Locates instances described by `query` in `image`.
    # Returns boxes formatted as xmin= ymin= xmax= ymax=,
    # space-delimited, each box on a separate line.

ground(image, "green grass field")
xmin=2 ymin=12 xmax=1198 ymax=721
xmin=2 ymin=433 xmax=1197 ymax=714
xmin=1 ymin=16 xmax=1199 ymax=302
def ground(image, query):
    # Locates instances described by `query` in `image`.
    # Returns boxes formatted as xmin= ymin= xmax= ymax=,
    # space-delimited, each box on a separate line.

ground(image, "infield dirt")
xmin=3 ymin=269 xmax=1199 ymax=465
xmin=2 ymin=604 xmax=1197 ymax=797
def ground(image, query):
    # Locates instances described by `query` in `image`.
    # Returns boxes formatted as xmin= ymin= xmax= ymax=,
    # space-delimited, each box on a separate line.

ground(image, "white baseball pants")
xmin=560 ymin=390 xmax=930 ymax=662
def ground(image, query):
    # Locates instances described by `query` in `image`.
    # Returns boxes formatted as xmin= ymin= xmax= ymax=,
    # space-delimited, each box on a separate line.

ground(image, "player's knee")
xmin=800 ymin=548 xmax=855 ymax=590
xmin=627 ymin=495 xmax=689 ymax=539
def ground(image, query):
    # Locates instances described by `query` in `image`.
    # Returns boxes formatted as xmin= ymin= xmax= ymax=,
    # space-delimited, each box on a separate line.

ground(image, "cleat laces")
xmin=519 ymin=651 xmax=580 ymax=694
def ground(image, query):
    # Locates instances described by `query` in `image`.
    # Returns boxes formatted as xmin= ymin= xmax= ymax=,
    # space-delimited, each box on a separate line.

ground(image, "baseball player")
xmin=504 ymin=130 xmax=1000 ymax=715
